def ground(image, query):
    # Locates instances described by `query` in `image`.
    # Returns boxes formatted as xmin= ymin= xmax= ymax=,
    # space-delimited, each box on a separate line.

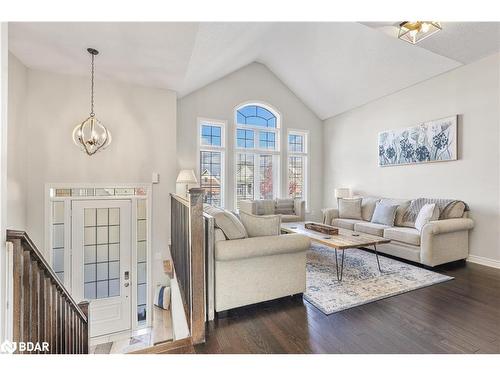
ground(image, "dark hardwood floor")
xmin=195 ymin=262 xmax=500 ymax=354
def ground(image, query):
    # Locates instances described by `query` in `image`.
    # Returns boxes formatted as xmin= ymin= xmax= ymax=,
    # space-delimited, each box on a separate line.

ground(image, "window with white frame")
xmin=287 ymin=130 xmax=308 ymax=203
xmin=199 ymin=119 xmax=225 ymax=207
xmin=235 ymin=104 xmax=281 ymax=208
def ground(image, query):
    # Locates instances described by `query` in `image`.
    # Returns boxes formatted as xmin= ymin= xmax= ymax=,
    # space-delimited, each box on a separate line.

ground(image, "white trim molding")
xmin=467 ymin=255 xmax=500 ymax=269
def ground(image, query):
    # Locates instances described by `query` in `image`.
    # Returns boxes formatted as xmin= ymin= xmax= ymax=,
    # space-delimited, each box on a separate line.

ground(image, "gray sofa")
xmin=322 ymin=197 xmax=474 ymax=267
xmin=204 ymin=205 xmax=311 ymax=313
xmin=239 ymin=198 xmax=305 ymax=222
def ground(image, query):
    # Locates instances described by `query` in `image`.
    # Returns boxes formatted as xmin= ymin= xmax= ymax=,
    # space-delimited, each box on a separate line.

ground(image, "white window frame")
xmin=197 ymin=118 xmax=226 ymax=208
xmin=287 ymin=129 xmax=309 ymax=209
xmin=234 ymin=102 xmax=281 ymax=208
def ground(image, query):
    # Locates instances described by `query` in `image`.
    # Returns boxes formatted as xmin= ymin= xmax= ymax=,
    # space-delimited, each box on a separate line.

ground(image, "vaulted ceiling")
xmin=8 ymin=22 xmax=500 ymax=119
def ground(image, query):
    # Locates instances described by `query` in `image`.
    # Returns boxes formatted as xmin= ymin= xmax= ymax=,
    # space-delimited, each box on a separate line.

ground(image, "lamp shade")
xmin=335 ymin=188 xmax=351 ymax=199
xmin=176 ymin=169 xmax=198 ymax=184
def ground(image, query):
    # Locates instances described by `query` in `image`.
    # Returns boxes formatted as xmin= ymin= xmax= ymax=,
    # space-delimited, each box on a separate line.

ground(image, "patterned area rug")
xmin=305 ymin=244 xmax=453 ymax=314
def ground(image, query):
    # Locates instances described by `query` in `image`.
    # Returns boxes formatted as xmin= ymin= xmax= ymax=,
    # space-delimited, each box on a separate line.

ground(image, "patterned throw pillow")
xmin=371 ymin=202 xmax=399 ymax=226
xmin=338 ymin=198 xmax=363 ymax=220
xmin=275 ymin=199 xmax=294 ymax=215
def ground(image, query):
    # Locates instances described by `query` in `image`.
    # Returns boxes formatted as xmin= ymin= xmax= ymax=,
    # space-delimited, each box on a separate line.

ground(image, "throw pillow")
xmin=239 ymin=211 xmax=281 ymax=237
xmin=440 ymin=201 xmax=466 ymax=219
xmin=203 ymin=204 xmax=248 ymax=240
xmin=371 ymin=202 xmax=399 ymax=226
xmin=414 ymin=203 xmax=439 ymax=232
xmin=154 ymin=285 xmax=171 ymax=310
xmin=361 ymin=197 xmax=380 ymax=221
xmin=379 ymin=198 xmax=411 ymax=227
xmin=275 ymin=199 xmax=295 ymax=215
xmin=256 ymin=199 xmax=276 ymax=215
xmin=338 ymin=198 xmax=363 ymax=220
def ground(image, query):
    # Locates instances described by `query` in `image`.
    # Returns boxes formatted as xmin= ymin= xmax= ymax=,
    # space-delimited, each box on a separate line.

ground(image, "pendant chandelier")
xmin=72 ymin=48 xmax=112 ymax=156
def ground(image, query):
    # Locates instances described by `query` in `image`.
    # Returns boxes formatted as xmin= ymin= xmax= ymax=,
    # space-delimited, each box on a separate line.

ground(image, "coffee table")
xmin=281 ymin=221 xmax=391 ymax=281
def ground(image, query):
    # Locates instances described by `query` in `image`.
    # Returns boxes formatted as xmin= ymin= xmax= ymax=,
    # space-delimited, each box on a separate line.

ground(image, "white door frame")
xmin=44 ymin=183 xmax=153 ymax=330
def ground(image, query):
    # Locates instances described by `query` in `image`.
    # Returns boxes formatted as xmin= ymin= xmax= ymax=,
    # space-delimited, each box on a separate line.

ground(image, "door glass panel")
xmin=84 ymin=245 xmax=96 ymax=264
xmin=52 ymin=202 xmax=66 ymax=282
xmin=109 ymin=226 xmax=120 ymax=243
xmin=109 ymin=279 xmax=120 ymax=297
xmin=109 ymin=244 xmax=120 ymax=261
xmin=137 ymin=199 xmax=148 ymax=324
xmin=97 ymin=244 xmax=108 ymax=262
xmin=84 ymin=207 xmax=121 ymax=300
xmin=96 ymin=208 xmax=108 ymax=226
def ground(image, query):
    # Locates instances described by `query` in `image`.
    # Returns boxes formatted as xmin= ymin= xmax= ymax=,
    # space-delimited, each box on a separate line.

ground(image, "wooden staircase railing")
xmin=6 ymin=230 xmax=89 ymax=354
xmin=170 ymin=189 xmax=205 ymax=345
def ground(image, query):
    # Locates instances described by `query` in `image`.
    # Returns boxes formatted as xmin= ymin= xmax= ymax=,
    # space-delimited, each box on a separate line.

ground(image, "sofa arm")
xmin=239 ymin=200 xmax=256 ymax=215
xmin=294 ymin=199 xmax=306 ymax=221
xmin=420 ymin=218 xmax=474 ymax=266
xmin=322 ymin=208 xmax=339 ymax=225
xmin=215 ymin=233 xmax=311 ymax=261
xmin=422 ymin=218 xmax=474 ymax=235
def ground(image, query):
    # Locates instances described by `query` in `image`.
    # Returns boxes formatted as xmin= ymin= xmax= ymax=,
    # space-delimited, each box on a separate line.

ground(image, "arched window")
xmin=234 ymin=103 xmax=280 ymax=208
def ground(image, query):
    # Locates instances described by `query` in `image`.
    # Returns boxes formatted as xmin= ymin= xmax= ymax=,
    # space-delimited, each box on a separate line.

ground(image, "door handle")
xmin=124 ymin=282 xmax=130 ymax=287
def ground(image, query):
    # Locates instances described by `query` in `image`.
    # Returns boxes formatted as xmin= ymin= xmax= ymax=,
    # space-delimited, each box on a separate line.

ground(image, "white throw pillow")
xmin=414 ymin=203 xmax=439 ymax=232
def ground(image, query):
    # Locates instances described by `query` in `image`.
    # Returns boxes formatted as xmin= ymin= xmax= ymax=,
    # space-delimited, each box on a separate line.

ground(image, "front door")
xmin=72 ymin=200 xmax=132 ymax=338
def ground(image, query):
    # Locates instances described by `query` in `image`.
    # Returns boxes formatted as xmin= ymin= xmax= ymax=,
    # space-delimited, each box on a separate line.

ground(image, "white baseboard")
xmin=467 ymin=255 xmax=500 ymax=269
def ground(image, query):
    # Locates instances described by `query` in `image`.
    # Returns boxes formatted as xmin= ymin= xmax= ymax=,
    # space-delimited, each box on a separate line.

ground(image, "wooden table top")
xmin=281 ymin=221 xmax=391 ymax=250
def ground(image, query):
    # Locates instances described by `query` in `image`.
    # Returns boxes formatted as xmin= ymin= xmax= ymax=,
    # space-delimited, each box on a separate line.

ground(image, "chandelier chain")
xmin=90 ymin=52 xmax=95 ymax=117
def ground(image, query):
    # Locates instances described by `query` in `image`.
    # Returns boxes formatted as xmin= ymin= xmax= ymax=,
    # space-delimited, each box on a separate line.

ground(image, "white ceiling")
xmin=8 ymin=22 xmax=500 ymax=119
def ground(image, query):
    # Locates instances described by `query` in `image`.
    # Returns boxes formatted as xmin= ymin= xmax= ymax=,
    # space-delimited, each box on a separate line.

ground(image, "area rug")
xmin=304 ymin=244 xmax=453 ymax=315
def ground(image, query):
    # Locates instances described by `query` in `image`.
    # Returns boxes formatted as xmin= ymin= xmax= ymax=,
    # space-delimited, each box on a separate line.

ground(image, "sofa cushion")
xmin=415 ymin=203 xmax=439 ymax=232
xmin=383 ymin=227 xmax=421 ymax=246
xmin=338 ymin=198 xmax=362 ymax=220
xmin=440 ymin=201 xmax=466 ymax=219
xmin=380 ymin=198 xmax=411 ymax=227
xmin=275 ymin=199 xmax=294 ymax=215
xmin=215 ymin=233 xmax=311 ymax=261
xmin=361 ymin=197 xmax=380 ymax=221
xmin=331 ymin=218 xmax=365 ymax=230
xmin=371 ymin=202 xmax=398 ymax=226
xmin=239 ymin=211 xmax=281 ymax=237
xmin=281 ymin=214 xmax=302 ymax=222
xmin=256 ymin=200 xmax=276 ymax=215
xmin=203 ymin=204 xmax=248 ymax=240
xmin=354 ymin=222 xmax=391 ymax=237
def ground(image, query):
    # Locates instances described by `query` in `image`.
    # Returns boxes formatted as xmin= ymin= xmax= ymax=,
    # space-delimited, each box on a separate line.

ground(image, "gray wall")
xmin=7 ymin=53 xmax=27 ymax=231
xmin=323 ymin=53 xmax=500 ymax=263
xmin=177 ymin=62 xmax=324 ymax=219
xmin=9 ymin=57 xmax=178 ymax=284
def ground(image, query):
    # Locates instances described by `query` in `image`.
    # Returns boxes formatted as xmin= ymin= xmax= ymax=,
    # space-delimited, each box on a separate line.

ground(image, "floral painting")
xmin=378 ymin=115 xmax=457 ymax=167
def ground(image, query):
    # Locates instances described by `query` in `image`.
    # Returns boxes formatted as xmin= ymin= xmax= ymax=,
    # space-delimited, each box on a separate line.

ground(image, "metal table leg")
xmin=373 ymin=243 xmax=382 ymax=272
xmin=334 ymin=248 xmax=345 ymax=282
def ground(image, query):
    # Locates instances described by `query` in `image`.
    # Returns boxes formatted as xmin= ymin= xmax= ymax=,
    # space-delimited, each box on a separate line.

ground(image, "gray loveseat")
xmin=239 ymin=198 xmax=306 ymax=222
xmin=322 ymin=197 xmax=474 ymax=267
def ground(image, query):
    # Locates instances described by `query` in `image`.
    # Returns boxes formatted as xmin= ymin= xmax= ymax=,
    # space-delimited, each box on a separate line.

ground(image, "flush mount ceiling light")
xmin=398 ymin=21 xmax=442 ymax=44
xmin=72 ymin=48 xmax=111 ymax=156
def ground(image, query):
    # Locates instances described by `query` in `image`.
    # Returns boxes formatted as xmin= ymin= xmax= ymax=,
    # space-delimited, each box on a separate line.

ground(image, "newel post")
xmin=78 ymin=301 xmax=90 ymax=354
xmin=188 ymin=188 xmax=205 ymax=345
